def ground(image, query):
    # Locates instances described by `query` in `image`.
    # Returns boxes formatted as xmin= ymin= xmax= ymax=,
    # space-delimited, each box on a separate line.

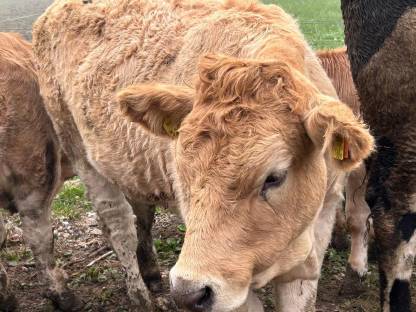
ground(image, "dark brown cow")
xmin=342 ymin=1 xmax=416 ymax=311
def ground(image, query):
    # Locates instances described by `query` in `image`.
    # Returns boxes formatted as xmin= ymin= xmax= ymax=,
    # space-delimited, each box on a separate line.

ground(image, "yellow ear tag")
xmin=163 ymin=118 xmax=179 ymax=138
xmin=332 ymin=136 xmax=348 ymax=160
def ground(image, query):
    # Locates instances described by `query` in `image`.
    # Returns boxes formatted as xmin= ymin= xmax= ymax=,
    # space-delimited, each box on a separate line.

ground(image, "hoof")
xmin=339 ymin=263 xmax=367 ymax=298
xmin=0 ymin=292 xmax=17 ymax=312
xmin=144 ymin=273 xmax=163 ymax=294
xmin=44 ymin=289 xmax=83 ymax=312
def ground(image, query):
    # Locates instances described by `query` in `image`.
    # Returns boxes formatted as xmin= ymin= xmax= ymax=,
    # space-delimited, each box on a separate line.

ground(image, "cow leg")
xmin=76 ymin=164 xmax=152 ymax=311
xmin=15 ymin=190 xmax=82 ymax=311
xmin=273 ymin=279 xmax=318 ymax=312
xmin=36 ymin=75 xmax=152 ymax=309
xmin=130 ymin=202 xmax=178 ymax=311
xmin=273 ymin=177 xmax=341 ymax=312
xmin=0 ymin=261 xmax=16 ymax=311
xmin=0 ymin=215 xmax=6 ymax=248
xmin=234 ymin=290 xmax=264 ymax=312
xmin=372 ymin=210 xmax=416 ymax=312
xmin=129 ymin=202 xmax=161 ymax=293
xmin=340 ymin=164 xmax=370 ymax=296
xmin=363 ymin=140 xmax=416 ymax=312
xmin=331 ymin=205 xmax=349 ymax=251
xmin=0 ymin=215 xmax=16 ymax=311
xmin=346 ymin=164 xmax=370 ymax=276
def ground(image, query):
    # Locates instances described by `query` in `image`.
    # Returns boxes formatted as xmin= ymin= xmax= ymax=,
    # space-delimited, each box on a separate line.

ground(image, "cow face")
xmin=118 ymin=54 xmax=374 ymax=312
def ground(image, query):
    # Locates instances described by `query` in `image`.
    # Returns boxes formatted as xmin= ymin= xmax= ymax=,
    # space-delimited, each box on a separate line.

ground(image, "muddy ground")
xmin=1 ymin=193 xmax=415 ymax=312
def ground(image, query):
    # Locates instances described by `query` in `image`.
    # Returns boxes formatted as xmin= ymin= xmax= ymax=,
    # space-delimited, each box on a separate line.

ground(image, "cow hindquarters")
xmin=273 ymin=175 xmax=342 ymax=311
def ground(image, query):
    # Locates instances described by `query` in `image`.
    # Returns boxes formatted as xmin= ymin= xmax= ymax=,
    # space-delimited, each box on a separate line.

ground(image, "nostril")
xmin=196 ymin=286 xmax=212 ymax=308
xmin=175 ymin=286 xmax=213 ymax=312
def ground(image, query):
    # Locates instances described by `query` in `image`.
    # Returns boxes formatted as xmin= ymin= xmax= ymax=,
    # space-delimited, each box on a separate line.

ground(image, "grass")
xmin=77 ymin=267 xmax=120 ymax=284
xmin=52 ymin=178 xmax=92 ymax=220
xmin=264 ymin=0 xmax=344 ymax=49
xmin=0 ymin=247 xmax=33 ymax=266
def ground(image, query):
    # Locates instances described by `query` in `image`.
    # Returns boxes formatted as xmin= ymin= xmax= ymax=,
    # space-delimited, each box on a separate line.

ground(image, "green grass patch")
xmin=154 ymin=237 xmax=182 ymax=254
xmin=177 ymin=224 xmax=186 ymax=233
xmin=52 ymin=178 xmax=92 ymax=220
xmin=0 ymin=247 xmax=33 ymax=266
xmin=71 ymin=266 xmax=121 ymax=287
xmin=264 ymin=0 xmax=344 ymax=49
xmin=324 ymin=247 xmax=348 ymax=275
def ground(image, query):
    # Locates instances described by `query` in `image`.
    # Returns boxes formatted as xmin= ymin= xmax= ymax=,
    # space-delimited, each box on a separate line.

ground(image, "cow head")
xmin=118 ymin=54 xmax=374 ymax=312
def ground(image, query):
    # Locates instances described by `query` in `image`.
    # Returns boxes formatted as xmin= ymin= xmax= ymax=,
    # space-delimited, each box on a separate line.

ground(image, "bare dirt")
xmin=1 ymin=209 xmax=415 ymax=312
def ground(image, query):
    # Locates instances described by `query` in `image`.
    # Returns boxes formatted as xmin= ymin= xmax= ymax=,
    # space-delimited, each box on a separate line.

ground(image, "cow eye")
xmin=261 ymin=172 xmax=287 ymax=198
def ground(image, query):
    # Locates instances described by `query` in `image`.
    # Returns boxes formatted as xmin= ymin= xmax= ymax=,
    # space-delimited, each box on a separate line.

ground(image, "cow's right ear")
xmin=117 ymin=83 xmax=194 ymax=138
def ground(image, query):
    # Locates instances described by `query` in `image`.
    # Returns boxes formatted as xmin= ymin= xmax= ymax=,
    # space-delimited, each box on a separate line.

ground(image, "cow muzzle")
xmin=170 ymin=264 xmax=250 ymax=312
xmin=170 ymin=277 xmax=213 ymax=311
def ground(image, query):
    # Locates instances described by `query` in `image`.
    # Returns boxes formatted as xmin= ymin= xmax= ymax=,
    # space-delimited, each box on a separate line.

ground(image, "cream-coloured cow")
xmin=33 ymin=0 xmax=374 ymax=311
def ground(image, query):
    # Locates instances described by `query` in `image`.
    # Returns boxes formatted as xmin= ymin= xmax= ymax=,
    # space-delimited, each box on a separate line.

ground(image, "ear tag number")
xmin=163 ymin=118 xmax=179 ymax=138
xmin=332 ymin=136 xmax=349 ymax=160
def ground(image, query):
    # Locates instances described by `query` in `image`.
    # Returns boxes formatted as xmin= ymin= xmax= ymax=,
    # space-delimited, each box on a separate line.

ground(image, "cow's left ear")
xmin=303 ymin=96 xmax=374 ymax=171
xmin=117 ymin=83 xmax=194 ymax=138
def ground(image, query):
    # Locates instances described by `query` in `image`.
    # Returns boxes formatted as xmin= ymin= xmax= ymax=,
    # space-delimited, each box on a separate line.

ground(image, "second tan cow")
xmin=317 ymin=47 xmax=371 ymax=290
xmin=0 ymin=32 xmax=76 ymax=310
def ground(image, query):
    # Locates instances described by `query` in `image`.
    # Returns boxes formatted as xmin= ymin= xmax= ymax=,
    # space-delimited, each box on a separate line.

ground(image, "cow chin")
xmin=252 ymin=225 xmax=317 ymax=289
xmin=209 ymin=285 xmax=250 ymax=312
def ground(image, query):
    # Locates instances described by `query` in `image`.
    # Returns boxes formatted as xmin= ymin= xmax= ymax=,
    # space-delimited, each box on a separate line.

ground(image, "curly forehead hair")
xmin=196 ymin=54 xmax=313 ymax=109
xmin=178 ymin=54 xmax=317 ymax=144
